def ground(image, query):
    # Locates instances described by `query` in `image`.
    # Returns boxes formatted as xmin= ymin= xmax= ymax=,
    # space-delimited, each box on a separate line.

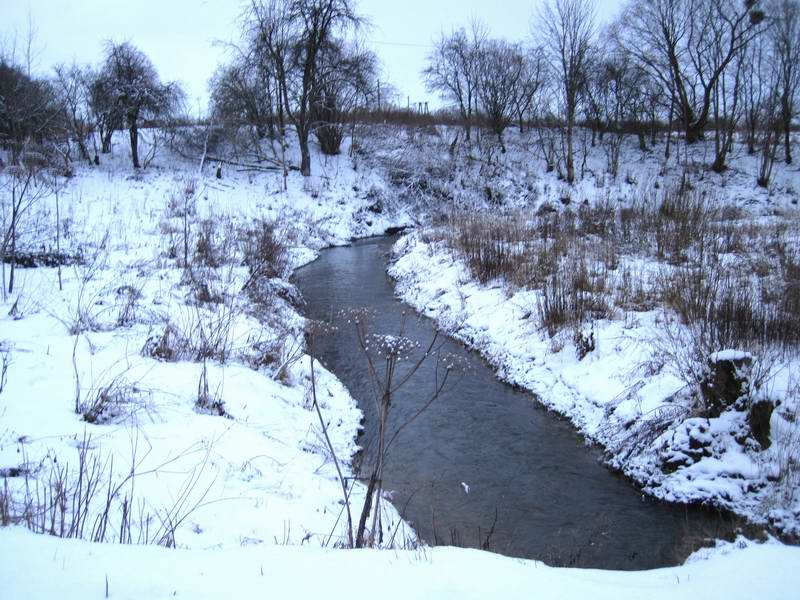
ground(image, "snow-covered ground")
xmin=385 ymin=128 xmax=800 ymax=539
xmin=2 ymin=127 xmax=798 ymax=596
xmin=3 ymin=527 xmax=799 ymax=599
xmin=0 ymin=134 xmax=413 ymax=555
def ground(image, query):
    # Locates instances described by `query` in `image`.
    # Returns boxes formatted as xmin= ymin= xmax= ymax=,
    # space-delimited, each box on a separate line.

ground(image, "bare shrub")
xmin=143 ymin=302 xmax=239 ymax=364
xmin=193 ymin=220 xmax=222 ymax=268
xmin=659 ymin=264 xmax=800 ymax=355
xmin=196 ymin=361 xmax=225 ymax=416
xmin=536 ymin=259 xmax=611 ymax=338
xmin=538 ymin=270 xmax=571 ymax=337
xmin=652 ymin=188 xmax=710 ymax=265
xmin=79 ymin=373 xmax=145 ymax=424
xmin=0 ymin=350 xmax=9 ymax=395
xmin=1 ymin=432 xmax=213 ymax=547
xmin=444 ymin=213 xmax=534 ymax=286
xmin=241 ymin=220 xmax=289 ymax=299
xmin=115 ymin=284 xmax=143 ymax=327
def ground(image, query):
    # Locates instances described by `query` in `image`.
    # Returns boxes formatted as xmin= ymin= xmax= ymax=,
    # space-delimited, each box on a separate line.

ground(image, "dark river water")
xmin=295 ymin=236 xmax=729 ymax=570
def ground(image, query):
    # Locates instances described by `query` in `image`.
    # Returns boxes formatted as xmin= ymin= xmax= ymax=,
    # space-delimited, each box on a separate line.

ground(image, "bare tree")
xmin=311 ymin=40 xmax=378 ymax=155
xmin=88 ymin=70 xmax=122 ymax=156
xmin=587 ymin=48 xmax=645 ymax=177
xmin=0 ymin=150 xmax=51 ymax=297
xmin=423 ymin=20 xmax=487 ymax=143
xmin=621 ymin=0 xmax=766 ymax=147
xmin=741 ymin=31 xmax=770 ymax=154
xmin=757 ymin=69 xmax=783 ymax=186
xmin=770 ymin=0 xmax=800 ymax=164
xmin=710 ymin=36 xmax=746 ymax=172
xmin=209 ymin=58 xmax=277 ymax=145
xmin=0 ymin=59 xmax=60 ymax=162
xmin=537 ymin=0 xmax=596 ymax=184
xmin=476 ymin=40 xmax=527 ymax=152
xmin=94 ymin=42 xmax=184 ymax=168
xmin=512 ymin=46 xmax=548 ymax=133
xmin=52 ymin=63 xmax=94 ymax=165
xmin=245 ymin=0 xmax=365 ymax=176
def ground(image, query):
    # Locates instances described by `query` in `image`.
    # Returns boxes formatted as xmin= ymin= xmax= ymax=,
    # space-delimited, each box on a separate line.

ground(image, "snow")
xmin=710 ymin=350 xmax=753 ymax=363
xmin=0 ymin=133 xmax=414 ymax=555
xmin=2 ymin=527 xmax=799 ymax=600
xmin=1 ymin=126 xmax=798 ymax=594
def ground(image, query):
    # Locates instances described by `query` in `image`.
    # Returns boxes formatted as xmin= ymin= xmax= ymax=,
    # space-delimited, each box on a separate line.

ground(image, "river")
xmin=295 ymin=236 xmax=728 ymax=570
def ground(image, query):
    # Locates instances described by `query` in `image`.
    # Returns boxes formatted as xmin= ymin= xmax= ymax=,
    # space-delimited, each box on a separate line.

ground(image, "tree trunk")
xmin=747 ymin=118 xmax=757 ymax=155
xmin=129 ymin=123 xmax=140 ymax=169
xmin=711 ymin=152 xmax=728 ymax=173
xmin=8 ymin=202 xmax=17 ymax=295
xmin=77 ymin=140 xmax=90 ymax=162
xmin=298 ymin=128 xmax=311 ymax=177
xmin=498 ymin=130 xmax=506 ymax=153
xmin=785 ymin=122 xmax=793 ymax=165
xmin=565 ymin=113 xmax=575 ymax=184
xmin=685 ymin=122 xmax=704 ymax=144
xmin=101 ymin=124 xmax=113 ymax=154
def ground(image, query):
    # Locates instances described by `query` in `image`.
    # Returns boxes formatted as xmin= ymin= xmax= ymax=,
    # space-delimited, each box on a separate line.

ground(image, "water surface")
xmin=295 ymin=236 xmax=727 ymax=569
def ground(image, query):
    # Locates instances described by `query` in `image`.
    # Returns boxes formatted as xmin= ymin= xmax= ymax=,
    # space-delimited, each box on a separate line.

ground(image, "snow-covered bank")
xmin=0 ymin=135 xmax=413 ymax=554
xmin=2 ymin=527 xmax=797 ymax=599
xmin=375 ymin=127 xmax=800 ymax=540
xmin=389 ymin=226 xmax=800 ymax=538
xmin=2 ymin=124 xmax=797 ymax=595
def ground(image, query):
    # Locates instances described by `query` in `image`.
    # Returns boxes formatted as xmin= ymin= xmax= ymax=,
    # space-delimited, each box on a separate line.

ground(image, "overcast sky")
xmin=2 ymin=0 xmax=624 ymax=115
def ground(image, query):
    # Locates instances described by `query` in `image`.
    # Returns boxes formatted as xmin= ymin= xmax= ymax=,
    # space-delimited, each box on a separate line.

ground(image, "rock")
xmin=749 ymin=400 xmax=775 ymax=449
xmin=700 ymin=350 xmax=753 ymax=417
xmin=385 ymin=225 xmax=410 ymax=236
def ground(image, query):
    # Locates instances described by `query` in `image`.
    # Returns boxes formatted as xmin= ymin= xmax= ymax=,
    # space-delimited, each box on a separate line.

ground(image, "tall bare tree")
xmin=210 ymin=58 xmax=278 ymax=143
xmin=311 ymin=40 xmax=378 ymax=155
xmin=0 ymin=59 xmax=60 ymax=162
xmin=52 ymin=63 xmax=94 ymax=164
xmin=476 ymin=40 xmax=527 ymax=152
xmin=245 ymin=0 xmax=364 ymax=176
xmin=770 ymin=0 xmax=800 ymax=164
xmin=94 ymin=42 xmax=184 ymax=168
xmin=741 ymin=30 xmax=770 ymax=154
xmin=513 ymin=46 xmax=548 ymax=133
xmin=423 ymin=20 xmax=487 ymax=143
xmin=537 ymin=0 xmax=596 ymax=184
xmin=620 ymin=0 xmax=766 ymax=146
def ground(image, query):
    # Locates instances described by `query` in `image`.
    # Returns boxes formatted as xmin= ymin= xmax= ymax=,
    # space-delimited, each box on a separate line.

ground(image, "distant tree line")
xmin=0 ymin=40 xmax=184 ymax=171
xmin=1 ymin=0 xmax=797 ymax=186
xmin=423 ymin=0 xmax=799 ymax=187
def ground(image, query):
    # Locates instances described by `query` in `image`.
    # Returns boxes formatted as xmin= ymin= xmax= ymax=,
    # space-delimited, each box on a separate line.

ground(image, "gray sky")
xmin=2 ymin=0 xmax=624 ymax=114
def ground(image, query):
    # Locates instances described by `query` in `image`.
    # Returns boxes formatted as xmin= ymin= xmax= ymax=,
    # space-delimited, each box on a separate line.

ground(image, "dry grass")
xmin=435 ymin=185 xmax=800 ymax=354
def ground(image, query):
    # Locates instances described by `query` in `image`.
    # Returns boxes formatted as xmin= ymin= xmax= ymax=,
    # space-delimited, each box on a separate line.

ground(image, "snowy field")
xmin=0 ymin=135 xmax=413 ymax=557
xmin=2 ymin=127 xmax=799 ymax=596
